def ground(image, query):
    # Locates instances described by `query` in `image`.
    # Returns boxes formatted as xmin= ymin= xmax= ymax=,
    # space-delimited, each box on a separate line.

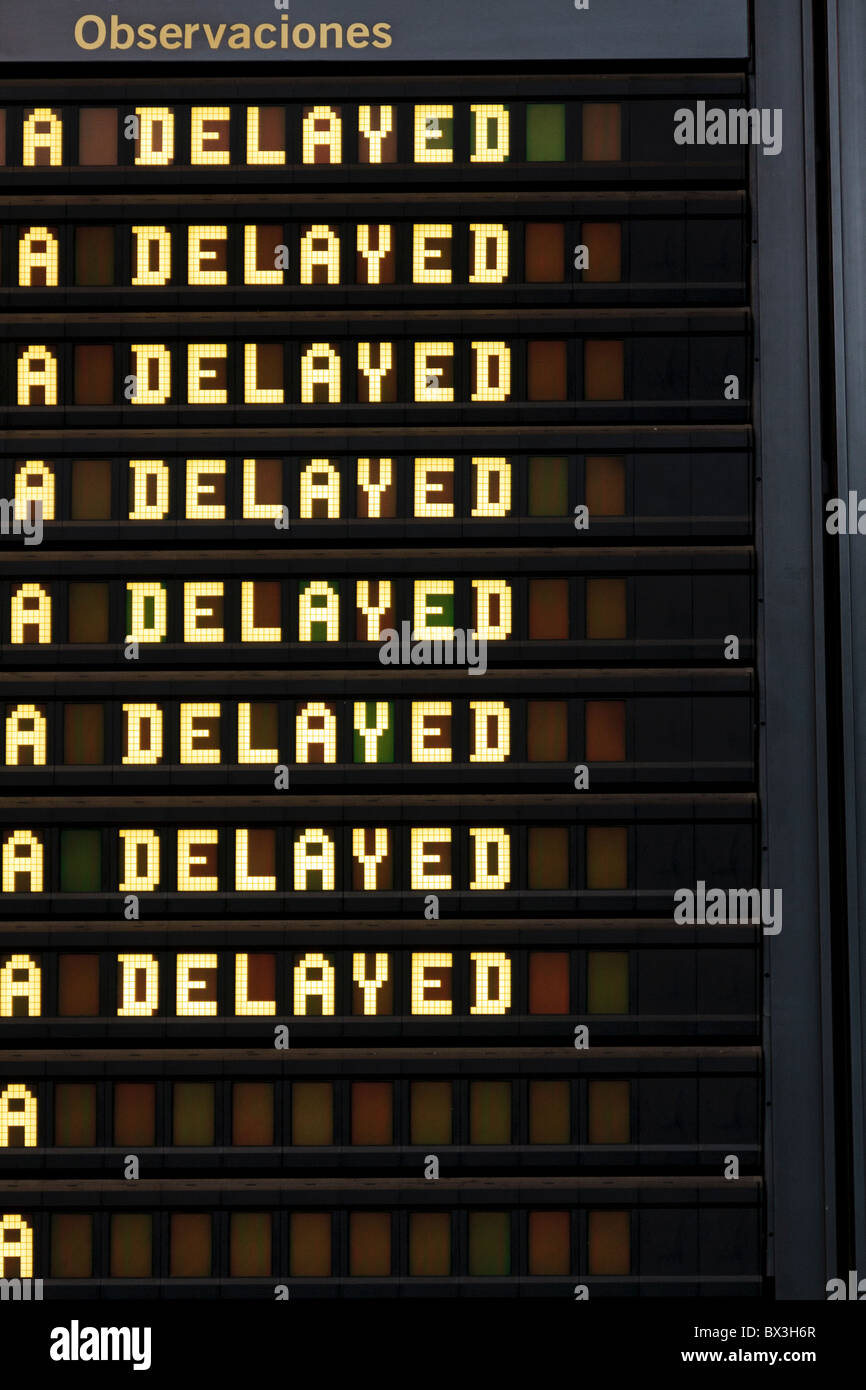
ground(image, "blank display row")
xmin=6 ymin=1077 xmax=632 ymax=1147
xmin=14 ymin=1207 xmax=633 ymax=1279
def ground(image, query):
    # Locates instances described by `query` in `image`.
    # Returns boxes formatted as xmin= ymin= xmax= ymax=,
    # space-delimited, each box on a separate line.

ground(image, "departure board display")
xmin=5 ymin=0 xmax=861 ymax=1358
xmin=0 ymin=30 xmax=762 ymax=1308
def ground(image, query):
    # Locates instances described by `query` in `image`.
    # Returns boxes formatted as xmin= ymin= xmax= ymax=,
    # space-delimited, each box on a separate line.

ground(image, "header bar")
xmin=0 ymin=0 xmax=749 ymax=63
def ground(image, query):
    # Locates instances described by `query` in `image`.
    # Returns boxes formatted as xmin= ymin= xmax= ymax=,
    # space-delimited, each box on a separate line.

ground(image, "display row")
xmin=0 ymin=693 xmax=752 ymax=772
xmin=0 ymin=97 xmax=749 ymax=172
xmin=8 ymin=332 xmax=747 ymax=409
xmin=3 ymin=215 xmax=744 ymax=290
xmin=0 ymin=573 xmax=752 ymax=649
xmin=0 ymin=452 xmax=752 ymax=530
xmin=0 ymin=1070 xmax=757 ymax=1152
xmin=0 ymin=1198 xmax=760 ymax=1284
xmin=0 ymin=1205 xmax=629 ymax=1281
xmin=0 ymin=801 xmax=755 ymax=898
xmin=0 ymin=948 xmax=759 ymax=1030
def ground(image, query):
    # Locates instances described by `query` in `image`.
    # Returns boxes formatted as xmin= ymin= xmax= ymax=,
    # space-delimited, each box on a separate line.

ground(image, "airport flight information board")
xmin=0 ymin=0 xmax=772 ymax=1299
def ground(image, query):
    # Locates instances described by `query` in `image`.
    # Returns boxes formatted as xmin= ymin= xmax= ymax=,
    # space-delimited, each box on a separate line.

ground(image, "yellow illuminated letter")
xmin=293 ymin=952 xmax=336 ymax=1014
xmin=353 ymin=702 xmax=390 ymax=762
xmin=5 ymin=706 xmax=47 ymax=766
xmin=357 ymin=343 xmax=393 ymax=401
xmin=118 ymin=830 xmax=160 ymax=891
xmin=470 ymin=951 xmax=512 ymax=1013
xmin=357 ymin=459 xmax=392 ymax=517
xmin=117 ymin=953 xmax=159 ymax=1016
xmin=358 ymin=105 xmax=392 ymax=162
xmin=413 ymin=224 xmax=452 ymax=284
xmin=302 ymin=106 xmax=342 ymax=164
xmin=130 ymin=345 xmax=171 ymax=404
xmin=358 ymin=341 xmax=394 ymax=403
xmin=188 ymin=344 xmax=227 ymax=404
xmin=19 ymin=227 xmax=59 ymax=286
xmin=14 ymin=460 xmax=55 ymax=524
xmin=414 ymin=105 xmax=452 ymax=163
xmin=300 ymin=460 xmax=340 ymax=518
xmin=301 ymin=343 xmax=341 ymax=403
xmin=470 ymin=224 xmax=509 ymax=283
xmin=241 ymin=582 xmax=281 ymax=643
xmin=129 ymin=460 xmax=170 ymax=520
xmin=470 ymin=827 xmax=511 ymax=890
xmin=23 ymin=108 xmax=63 ymax=165
xmin=356 ymin=580 xmax=391 ymax=640
xmin=191 ymin=107 xmax=230 ymax=165
xmin=411 ymin=953 xmax=452 ymax=1015
xmin=243 ymin=225 xmax=282 ymax=284
xmin=180 ymin=703 xmax=221 ymax=763
xmin=296 ymin=702 xmax=337 ymax=763
xmin=414 ymin=459 xmax=454 ymax=517
xmin=414 ymin=342 xmax=453 ymax=401
xmin=188 ymin=225 xmax=227 ymax=285
xmin=238 ymin=703 xmax=278 ymax=764
xmin=472 ymin=341 xmax=511 ymax=401
xmin=411 ymin=702 xmax=452 ymax=763
xmin=0 ymin=955 xmax=42 ymax=1017
xmin=472 ymin=457 xmax=511 ymax=517
xmin=356 ymin=225 xmax=391 ymax=283
xmin=126 ymin=582 xmax=167 ymax=643
xmin=470 ymin=701 xmax=511 ymax=762
xmin=352 ymin=827 xmax=389 ymax=890
xmin=473 ymin=579 xmax=512 ymax=641
xmin=300 ymin=225 xmax=341 ymax=284
xmin=185 ymin=460 xmax=225 ymax=520
xmin=177 ymin=829 xmax=219 ymax=891
xmin=0 ymin=1085 xmax=37 ymax=1147
xmin=413 ymin=580 xmax=454 ymax=640
xmin=2 ymin=831 xmax=43 ymax=893
xmin=184 ymin=582 xmax=224 ymax=643
xmin=244 ymin=344 xmax=284 ymax=403
xmin=247 ymin=108 xmax=285 ymax=165
xmin=235 ymin=953 xmax=277 ymax=1015
xmin=177 ymin=953 xmax=218 ymax=1016
xmin=131 ymin=226 xmax=171 ymax=286
xmin=299 ymin=581 xmax=340 ymax=642
xmin=17 ymin=346 xmax=57 ymax=405
xmin=293 ymin=829 xmax=335 ymax=891
xmin=0 ymin=1215 xmax=34 ymax=1277
xmin=411 ymin=828 xmax=452 ymax=890
xmin=123 ymin=704 xmax=164 ymax=765
xmin=471 ymin=104 xmax=510 ymax=162
xmin=11 ymin=584 xmax=52 ymax=644
xmin=352 ymin=952 xmax=389 ymax=1014
xmin=235 ymin=830 xmax=276 ymax=892
xmin=243 ymin=459 xmax=283 ymax=520
xmin=135 ymin=108 xmax=175 ymax=166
